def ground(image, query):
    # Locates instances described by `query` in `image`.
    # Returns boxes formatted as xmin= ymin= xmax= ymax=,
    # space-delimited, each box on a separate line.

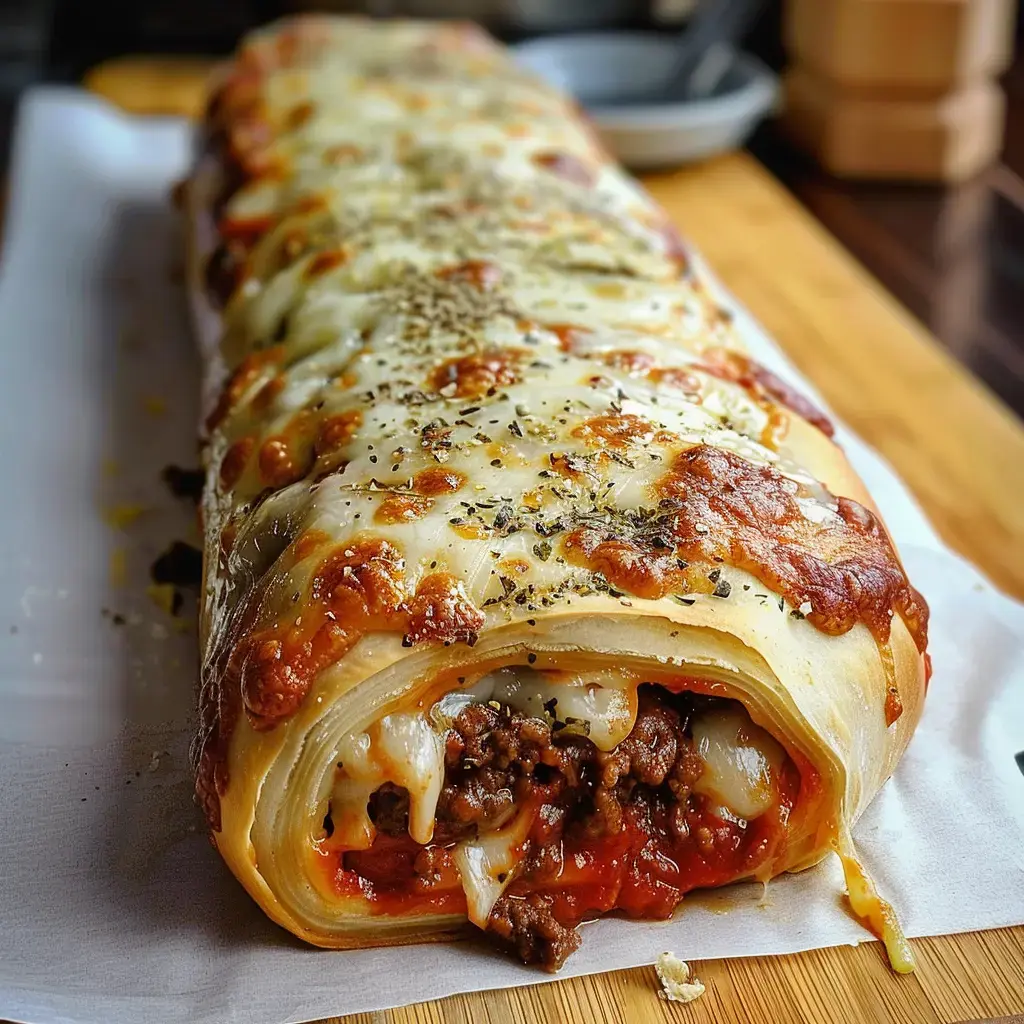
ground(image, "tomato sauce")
xmin=321 ymin=763 xmax=801 ymax=928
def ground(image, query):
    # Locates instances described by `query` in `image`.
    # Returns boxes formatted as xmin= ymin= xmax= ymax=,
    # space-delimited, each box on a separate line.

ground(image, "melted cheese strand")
xmin=454 ymin=808 xmax=535 ymax=928
xmin=838 ymin=838 xmax=915 ymax=974
xmin=331 ymin=712 xmax=444 ymax=847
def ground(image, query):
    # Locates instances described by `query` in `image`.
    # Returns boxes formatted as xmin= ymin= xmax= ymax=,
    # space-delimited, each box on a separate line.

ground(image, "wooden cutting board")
xmin=84 ymin=57 xmax=1024 ymax=1024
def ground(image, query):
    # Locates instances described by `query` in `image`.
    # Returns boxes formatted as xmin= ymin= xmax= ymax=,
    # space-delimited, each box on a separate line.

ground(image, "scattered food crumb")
xmin=143 ymin=395 xmax=167 ymax=416
xmin=149 ymin=622 xmax=169 ymax=640
xmin=20 ymin=585 xmax=50 ymax=618
xmin=161 ymin=464 xmax=205 ymax=503
xmin=150 ymin=541 xmax=203 ymax=588
xmin=148 ymin=751 xmax=161 ymax=772
xmin=103 ymin=504 xmax=147 ymax=530
xmin=146 ymin=582 xmax=181 ymax=617
xmin=655 ymin=952 xmax=705 ymax=1005
xmin=32 ymin=652 xmax=42 ymax=665
xmin=109 ymin=548 xmax=127 ymax=587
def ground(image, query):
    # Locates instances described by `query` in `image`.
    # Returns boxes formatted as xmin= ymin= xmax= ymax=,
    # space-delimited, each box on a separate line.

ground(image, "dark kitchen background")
xmin=2 ymin=0 xmax=1023 ymax=416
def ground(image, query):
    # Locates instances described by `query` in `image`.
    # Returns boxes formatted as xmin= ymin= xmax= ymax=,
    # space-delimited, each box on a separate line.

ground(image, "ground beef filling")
xmin=357 ymin=685 xmax=794 ymax=971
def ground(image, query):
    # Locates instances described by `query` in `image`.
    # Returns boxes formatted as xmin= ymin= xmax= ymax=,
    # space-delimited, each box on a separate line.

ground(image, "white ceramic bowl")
xmin=513 ymin=32 xmax=779 ymax=170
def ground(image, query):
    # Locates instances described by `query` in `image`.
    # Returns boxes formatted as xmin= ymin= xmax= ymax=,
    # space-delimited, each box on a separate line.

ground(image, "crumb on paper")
xmin=32 ymin=652 xmax=42 ymax=665
xmin=655 ymin=952 xmax=705 ymax=1005
xmin=143 ymin=395 xmax=167 ymax=417
xmin=20 ymin=585 xmax=50 ymax=618
xmin=146 ymin=583 xmax=179 ymax=617
xmin=103 ymin=504 xmax=147 ymax=530
xmin=109 ymin=548 xmax=127 ymax=587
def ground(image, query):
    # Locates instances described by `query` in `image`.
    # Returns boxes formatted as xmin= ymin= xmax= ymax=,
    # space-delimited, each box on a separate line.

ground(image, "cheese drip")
xmin=453 ymin=808 xmax=535 ymax=927
xmin=330 ymin=712 xmax=444 ymax=848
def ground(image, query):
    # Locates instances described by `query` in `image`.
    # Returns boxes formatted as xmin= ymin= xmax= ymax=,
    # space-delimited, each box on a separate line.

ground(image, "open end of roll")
xmin=311 ymin=660 xmax=815 ymax=970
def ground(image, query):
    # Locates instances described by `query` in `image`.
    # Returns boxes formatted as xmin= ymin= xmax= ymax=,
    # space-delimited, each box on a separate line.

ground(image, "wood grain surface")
xmin=81 ymin=57 xmax=1024 ymax=1024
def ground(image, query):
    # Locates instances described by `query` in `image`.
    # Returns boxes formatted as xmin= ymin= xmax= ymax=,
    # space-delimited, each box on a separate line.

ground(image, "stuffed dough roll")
xmin=184 ymin=15 xmax=930 ymax=971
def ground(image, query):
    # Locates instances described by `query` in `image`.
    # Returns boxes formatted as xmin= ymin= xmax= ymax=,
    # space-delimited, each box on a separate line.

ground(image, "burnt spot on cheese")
xmin=573 ymin=413 xmax=663 ymax=450
xmin=656 ymin=445 xmax=927 ymax=650
xmin=257 ymin=435 xmax=308 ymax=489
xmin=532 ymin=151 xmax=596 ymax=188
xmin=253 ymin=375 xmax=286 ymax=412
xmin=227 ymin=541 xmax=485 ymax=735
xmin=435 ymin=259 xmax=502 ymax=291
xmin=206 ymin=347 xmax=285 ymax=433
xmin=238 ymin=538 xmax=408 ymax=729
xmin=599 ymin=351 xmax=702 ymax=395
xmin=375 ymin=494 xmax=434 ymax=524
xmin=220 ymin=437 xmax=256 ymax=489
xmin=285 ymin=100 xmax=316 ymax=131
xmin=430 ymin=350 xmax=524 ymax=399
xmin=549 ymin=451 xmax=603 ymax=485
xmin=559 ymin=445 xmax=927 ymax=721
xmin=404 ymin=573 xmax=484 ymax=647
xmin=306 ymin=248 xmax=348 ymax=278
xmin=218 ymin=213 xmax=276 ymax=248
xmin=413 ymin=467 xmax=467 ymax=495
xmin=291 ymin=194 xmax=329 ymax=216
xmin=563 ymin=530 xmax=683 ymax=601
xmin=316 ymin=410 xmax=363 ymax=454
xmin=697 ymin=349 xmax=836 ymax=439
xmin=257 ymin=411 xmax=319 ymax=490
xmin=650 ymin=367 xmax=704 ymax=394
xmin=545 ymin=323 xmax=590 ymax=353
xmin=603 ymin=350 xmax=658 ymax=376
xmin=291 ymin=528 xmax=332 ymax=565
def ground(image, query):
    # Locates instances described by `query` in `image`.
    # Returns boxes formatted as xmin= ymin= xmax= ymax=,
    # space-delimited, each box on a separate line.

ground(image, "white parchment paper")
xmin=0 ymin=89 xmax=1022 ymax=1024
